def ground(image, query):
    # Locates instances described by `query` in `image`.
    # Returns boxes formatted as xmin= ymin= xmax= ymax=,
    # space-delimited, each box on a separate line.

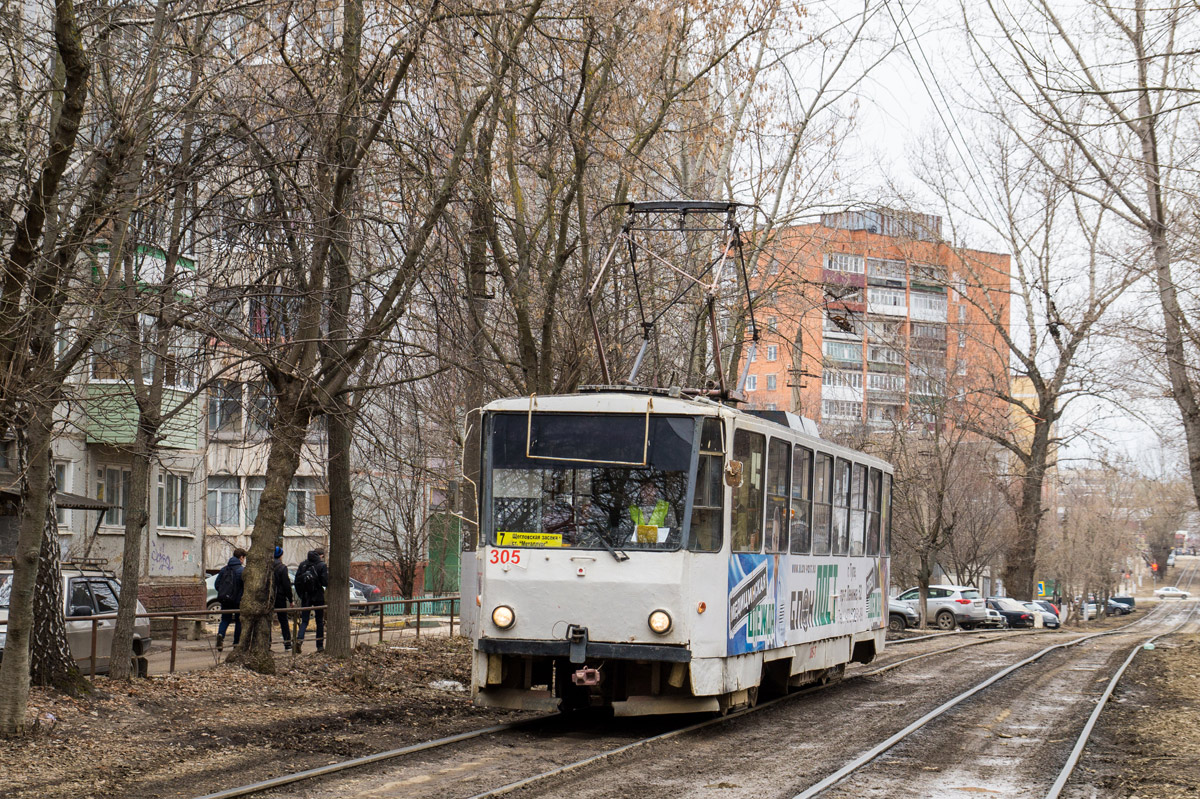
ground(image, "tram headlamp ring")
xmin=491 ymin=605 xmax=515 ymax=630
xmin=647 ymin=609 xmax=672 ymax=635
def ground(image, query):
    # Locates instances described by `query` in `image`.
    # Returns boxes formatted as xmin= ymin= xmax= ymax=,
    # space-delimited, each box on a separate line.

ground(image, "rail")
xmin=65 ymin=595 xmax=461 ymax=677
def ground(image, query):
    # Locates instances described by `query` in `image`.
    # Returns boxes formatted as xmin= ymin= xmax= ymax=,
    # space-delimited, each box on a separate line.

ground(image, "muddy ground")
xmin=1073 ymin=633 xmax=1200 ymax=799
xmin=3 ymin=636 xmax=527 ymax=799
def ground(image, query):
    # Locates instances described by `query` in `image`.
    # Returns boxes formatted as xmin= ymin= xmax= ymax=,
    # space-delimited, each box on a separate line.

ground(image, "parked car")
xmin=887 ymin=602 xmax=921 ymax=633
xmin=1033 ymin=599 xmax=1061 ymax=617
xmin=1110 ymin=596 xmax=1135 ymax=611
xmin=986 ymin=597 xmax=1036 ymax=628
xmin=979 ymin=608 xmax=1008 ymax=629
xmin=205 ymin=572 xmax=220 ymax=611
xmin=1023 ymin=601 xmax=1059 ymax=628
xmin=1106 ymin=598 xmax=1132 ymax=616
xmin=0 ymin=561 xmax=152 ymax=674
xmin=349 ymin=577 xmax=382 ymax=604
xmin=1154 ymin=586 xmax=1191 ymax=599
xmin=893 ymin=585 xmax=989 ymax=630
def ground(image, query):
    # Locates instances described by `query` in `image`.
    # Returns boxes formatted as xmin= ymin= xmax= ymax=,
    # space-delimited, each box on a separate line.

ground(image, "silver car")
xmin=0 ymin=562 xmax=152 ymax=674
xmin=893 ymin=584 xmax=989 ymax=630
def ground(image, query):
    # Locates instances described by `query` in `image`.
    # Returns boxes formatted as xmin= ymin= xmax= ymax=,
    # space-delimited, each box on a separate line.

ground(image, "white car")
xmin=1154 ymin=586 xmax=1190 ymax=599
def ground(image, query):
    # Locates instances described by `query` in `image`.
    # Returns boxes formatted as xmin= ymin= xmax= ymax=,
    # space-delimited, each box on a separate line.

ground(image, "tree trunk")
xmin=108 ymin=416 xmax=153 ymax=680
xmin=1003 ymin=418 xmax=1050 ymax=601
xmin=228 ymin=385 xmax=311 ymax=673
xmin=325 ymin=404 xmax=354 ymax=657
xmin=30 ymin=451 xmax=84 ymax=691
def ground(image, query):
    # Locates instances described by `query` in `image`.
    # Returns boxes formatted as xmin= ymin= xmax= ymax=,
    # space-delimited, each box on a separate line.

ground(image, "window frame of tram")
xmin=849 ymin=462 xmax=867 ymax=556
xmin=790 ymin=446 xmax=813 ymax=554
xmin=764 ymin=437 xmax=790 ymax=554
xmin=881 ymin=472 xmax=893 ymax=556
xmin=731 ymin=429 xmax=766 ymax=553
xmin=689 ymin=417 xmax=725 ymax=552
xmin=866 ymin=468 xmax=881 ymax=556
xmin=832 ymin=457 xmax=851 ymax=555
xmin=812 ymin=453 xmax=833 ymax=555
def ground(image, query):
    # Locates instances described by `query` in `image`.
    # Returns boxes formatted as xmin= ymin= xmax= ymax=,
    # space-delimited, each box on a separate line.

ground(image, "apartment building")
xmin=742 ymin=209 xmax=1010 ymax=430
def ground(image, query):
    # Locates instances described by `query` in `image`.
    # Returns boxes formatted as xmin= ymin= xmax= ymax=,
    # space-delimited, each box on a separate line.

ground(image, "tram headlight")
xmin=647 ymin=609 xmax=672 ymax=635
xmin=491 ymin=605 xmax=515 ymax=630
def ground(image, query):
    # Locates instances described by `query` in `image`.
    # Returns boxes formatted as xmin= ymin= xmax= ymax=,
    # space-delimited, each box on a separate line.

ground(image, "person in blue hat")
xmin=271 ymin=546 xmax=294 ymax=650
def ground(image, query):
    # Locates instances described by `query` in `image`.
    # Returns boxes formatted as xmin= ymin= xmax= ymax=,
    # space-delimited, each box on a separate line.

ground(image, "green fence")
xmin=380 ymin=595 xmax=459 ymax=616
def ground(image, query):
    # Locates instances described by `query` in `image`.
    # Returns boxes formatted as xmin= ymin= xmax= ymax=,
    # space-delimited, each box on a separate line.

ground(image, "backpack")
xmin=215 ymin=564 xmax=238 ymax=605
xmin=294 ymin=561 xmax=317 ymax=599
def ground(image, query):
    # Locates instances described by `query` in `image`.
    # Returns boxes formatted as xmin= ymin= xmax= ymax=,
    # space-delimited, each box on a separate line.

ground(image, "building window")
xmin=158 ymin=472 xmax=189 ymax=529
xmin=208 ymin=380 xmax=242 ymax=433
xmin=823 ymin=369 xmax=863 ymax=389
xmin=823 ymin=341 xmax=862 ymax=363
xmin=867 ymin=287 xmax=906 ymax=308
xmin=867 ymin=258 xmax=905 ymax=280
xmin=748 ymin=348 xmax=756 ymax=363
xmin=91 ymin=336 xmax=132 ymax=381
xmin=55 ymin=462 xmax=70 ymax=526
xmin=206 ymin=476 xmax=241 ymax=527
xmin=867 ymin=344 xmax=904 ymax=365
xmin=766 ymin=345 xmax=778 ymax=362
xmin=766 ymin=374 xmax=777 ymax=391
xmin=247 ymin=383 xmax=273 ymax=435
xmin=0 ymin=441 xmax=11 ymax=471
xmin=910 ymin=291 xmax=947 ymax=318
xmin=746 ymin=375 xmax=758 ymax=391
xmin=958 ymin=303 xmax=967 ymax=323
xmin=287 ymin=477 xmax=319 ymax=526
xmin=767 ymin=316 xmax=778 ymax=331
xmin=96 ymin=466 xmax=131 ymax=526
xmin=911 ymin=323 xmax=945 ymax=340
xmin=867 ymin=373 xmax=906 ymax=392
xmin=958 ymin=330 xmax=968 ymax=349
xmin=824 ymin=253 xmax=864 ymax=274
xmin=823 ymin=399 xmax=862 ymax=420
xmin=246 ymin=477 xmax=265 ymax=525
xmin=824 ymin=311 xmax=861 ymax=335
xmin=911 ymin=263 xmax=947 ymax=284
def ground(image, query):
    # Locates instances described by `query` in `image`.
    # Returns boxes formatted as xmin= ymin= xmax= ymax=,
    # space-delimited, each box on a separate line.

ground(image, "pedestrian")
xmin=294 ymin=548 xmax=328 ymax=653
xmin=214 ymin=547 xmax=246 ymax=651
xmin=271 ymin=546 xmax=293 ymax=650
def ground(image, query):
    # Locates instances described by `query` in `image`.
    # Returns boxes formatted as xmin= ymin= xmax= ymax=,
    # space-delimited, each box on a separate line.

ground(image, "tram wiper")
xmin=599 ymin=527 xmax=630 ymax=562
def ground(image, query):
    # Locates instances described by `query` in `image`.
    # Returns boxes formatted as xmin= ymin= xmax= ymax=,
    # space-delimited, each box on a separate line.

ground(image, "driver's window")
xmin=68 ymin=580 xmax=94 ymax=613
xmin=899 ymin=589 xmax=918 ymax=601
xmin=689 ymin=418 xmax=724 ymax=552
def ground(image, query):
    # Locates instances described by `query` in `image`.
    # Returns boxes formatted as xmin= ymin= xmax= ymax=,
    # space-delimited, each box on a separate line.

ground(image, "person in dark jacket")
xmin=295 ymin=548 xmax=328 ymax=652
xmin=215 ymin=547 xmax=246 ymax=651
xmin=271 ymin=546 xmax=293 ymax=650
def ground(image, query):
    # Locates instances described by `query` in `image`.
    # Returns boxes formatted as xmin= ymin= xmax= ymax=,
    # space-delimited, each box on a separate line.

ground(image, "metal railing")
xmin=65 ymin=594 xmax=461 ymax=677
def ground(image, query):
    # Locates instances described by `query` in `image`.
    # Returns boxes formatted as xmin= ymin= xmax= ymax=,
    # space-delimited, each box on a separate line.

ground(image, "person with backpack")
xmin=271 ymin=546 xmax=293 ymax=650
xmin=214 ymin=547 xmax=246 ymax=651
xmin=294 ymin=548 xmax=328 ymax=652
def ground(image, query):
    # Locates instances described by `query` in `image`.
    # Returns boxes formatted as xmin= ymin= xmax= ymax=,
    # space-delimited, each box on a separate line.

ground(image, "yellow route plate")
xmin=496 ymin=531 xmax=563 ymax=547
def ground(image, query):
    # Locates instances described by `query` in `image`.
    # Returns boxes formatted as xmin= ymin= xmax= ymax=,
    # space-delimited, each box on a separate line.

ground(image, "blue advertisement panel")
xmin=727 ymin=554 xmax=783 ymax=654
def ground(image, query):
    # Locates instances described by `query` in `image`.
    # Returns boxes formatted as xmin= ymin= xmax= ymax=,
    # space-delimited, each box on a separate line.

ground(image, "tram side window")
xmin=849 ymin=463 xmax=867 ymax=556
xmin=866 ymin=468 xmax=881 ymax=556
xmin=832 ymin=458 xmax=851 ymax=555
xmin=812 ymin=453 xmax=832 ymax=555
xmin=790 ymin=446 xmax=813 ymax=554
xmin=881 ymin=473 xmax=893 ymax=555
xmin=731 ymin=429 xmax=765 ymax=552
xmin=690 ymin=418 xmax=725 ymax=552
xmin=764 ymin=438 xmax=790 ymax=554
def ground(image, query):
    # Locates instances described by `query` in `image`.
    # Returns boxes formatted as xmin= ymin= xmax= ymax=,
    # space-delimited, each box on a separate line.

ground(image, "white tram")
xmin=467 ymin=387 xmax=893 ymax=716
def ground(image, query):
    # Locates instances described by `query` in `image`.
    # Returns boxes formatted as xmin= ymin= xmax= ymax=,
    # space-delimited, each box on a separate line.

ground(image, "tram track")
xmin=189 ymin=597 xmax=1181 ymax=799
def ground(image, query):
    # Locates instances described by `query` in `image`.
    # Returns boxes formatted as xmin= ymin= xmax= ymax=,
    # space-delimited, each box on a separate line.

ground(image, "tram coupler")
xmin=567 ymin=624 xmax=589 ymax=664
xmin=571 ymin=667 xmax=602 ymax=686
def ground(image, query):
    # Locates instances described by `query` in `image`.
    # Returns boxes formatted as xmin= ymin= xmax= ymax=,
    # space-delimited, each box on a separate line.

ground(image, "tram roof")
xmin=482 ymin=390 xmax=893 ymax=471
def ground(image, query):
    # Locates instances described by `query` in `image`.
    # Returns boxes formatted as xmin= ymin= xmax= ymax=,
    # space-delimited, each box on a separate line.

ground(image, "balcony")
xmin=84 ymin=385 xmax=202 ymax=449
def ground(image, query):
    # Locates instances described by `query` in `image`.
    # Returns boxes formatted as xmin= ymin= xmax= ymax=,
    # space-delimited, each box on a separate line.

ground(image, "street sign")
xmin=1036 ymin=580 xmax=1047 ymax=597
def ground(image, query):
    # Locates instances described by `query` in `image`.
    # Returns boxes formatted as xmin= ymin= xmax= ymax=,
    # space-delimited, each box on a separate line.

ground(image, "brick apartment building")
xmin=741 ymin=209 xmax=1010 ymax=430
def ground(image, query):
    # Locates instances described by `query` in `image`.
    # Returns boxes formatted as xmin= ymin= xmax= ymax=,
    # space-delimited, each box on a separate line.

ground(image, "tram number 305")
xmin=489 ymin=549 xmax=522 ymax=565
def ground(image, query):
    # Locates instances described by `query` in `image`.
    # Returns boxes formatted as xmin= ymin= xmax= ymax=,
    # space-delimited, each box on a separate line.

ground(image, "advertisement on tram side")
xmin=727 ymin=556 xmax=884 ymax=653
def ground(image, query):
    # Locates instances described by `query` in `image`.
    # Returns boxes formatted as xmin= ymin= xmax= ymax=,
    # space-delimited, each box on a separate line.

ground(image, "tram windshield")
xmin=486 ymin=412 xmax=695 ymax=551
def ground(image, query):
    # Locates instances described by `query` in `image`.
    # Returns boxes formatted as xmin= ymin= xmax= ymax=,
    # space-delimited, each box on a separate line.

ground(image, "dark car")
xmin=349 ymin=577 xmax=382 ymax=613
xmin=1110 ymin=596 xmax=1135 ymax=612
xmin=986 ymin=597 xmax=1036 ymax=628
xmin=1106 ymin=598 xmax=1132 ymax=615
xmin=1033 ymin=599 xmax=1060 ymax=617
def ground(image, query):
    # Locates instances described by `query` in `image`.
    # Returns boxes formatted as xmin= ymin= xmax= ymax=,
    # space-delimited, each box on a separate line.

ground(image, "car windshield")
xmin=487 ymin=412 xmax=696 ymax=551
xmin=993 ymin=598 xmax=1026 ymax=611
xmin=0 ymin=574 xmax=10 ymax=609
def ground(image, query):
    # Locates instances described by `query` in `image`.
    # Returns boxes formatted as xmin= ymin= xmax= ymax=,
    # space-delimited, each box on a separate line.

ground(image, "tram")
xmin=467 ymin=386 xmax=893 ymax=716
